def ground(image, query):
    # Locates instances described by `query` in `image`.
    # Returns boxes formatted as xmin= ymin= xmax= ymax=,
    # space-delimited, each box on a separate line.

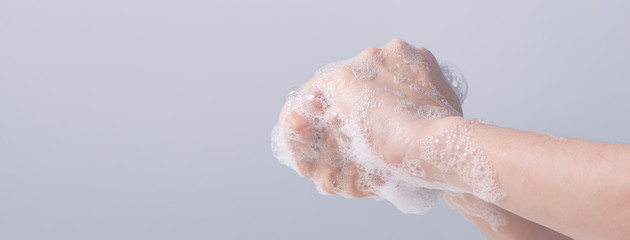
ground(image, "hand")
xmin=273 ymin=39 xmax=464 ymax=200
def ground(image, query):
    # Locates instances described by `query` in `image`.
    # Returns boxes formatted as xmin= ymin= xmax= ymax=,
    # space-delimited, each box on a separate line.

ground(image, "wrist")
xmin=380 ymin=116 xmax=464 ymax=164
xmin=420 ymin=116 xmax=472 ymax=189
xmin=421 ymin=117 xmax=507 ymax=202
xmin=381 ymin=116 xmax=469 ymax=185
xmin=426 ymin=116 xmax=466 ymax=135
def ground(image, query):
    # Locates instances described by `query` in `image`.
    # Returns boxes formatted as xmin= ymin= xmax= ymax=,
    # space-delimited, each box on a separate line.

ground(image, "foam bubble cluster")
xmin=421 ymin=120 xmax=506 ymax=203
xmin=439 ymin=61 xmax=468 ymax=104
xmin=271 ymin=40 xmax=504 ymax=216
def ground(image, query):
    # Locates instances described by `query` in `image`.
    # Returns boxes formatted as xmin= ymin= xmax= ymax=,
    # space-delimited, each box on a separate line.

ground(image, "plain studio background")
xmin=1 ymin=0 xmax=629 ymax=239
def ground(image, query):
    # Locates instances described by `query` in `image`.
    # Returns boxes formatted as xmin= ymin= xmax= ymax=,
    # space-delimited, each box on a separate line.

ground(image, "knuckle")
xmin=360 ymin=47 xmax=381 ymax=57
xmin=330 ymin=65 xmax=358 ymax=81
xmin=319 ymin=181 xmax=336 ymax=195
xmin=388 ymin=38 xmax=408 ymax=47
xmin=284 ymin=112 xmax=307 ymax=131
xmin=296 ymin=161 xmax=314 ymax=179
xmin=417 ymin=47 xmax=435 ymax=58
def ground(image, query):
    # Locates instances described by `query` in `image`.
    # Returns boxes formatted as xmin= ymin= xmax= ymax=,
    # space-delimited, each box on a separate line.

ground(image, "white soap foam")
xmin=420 ymin=120 xmax=506 ymax=203
xmin=271 ymin=40 xmax=505 ymax=217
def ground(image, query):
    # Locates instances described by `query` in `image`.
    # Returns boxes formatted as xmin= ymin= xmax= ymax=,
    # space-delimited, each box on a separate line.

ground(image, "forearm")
xmin=443 ymin=192 xmax=571 ymax=240
xmin=435 ymin=116 xmax=630 ymax=239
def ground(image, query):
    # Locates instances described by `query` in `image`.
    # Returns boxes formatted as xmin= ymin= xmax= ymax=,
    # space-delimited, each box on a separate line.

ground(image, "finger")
xmin=383 ymin=40 xmax=462 ymax=114
xmin=342 ymin=163 xmax=373 ymax=198
xmin=284 ymin=112 xmax=318 ymax=178
xmin=415 ymin=50 xmax=463 ymax=115
xmin=313 ymin=129 xmax=345 ymax=195
xmin=314 ymin=158 xmax=338 ymax=195
xmin=359 ymin=47 xmax=381 ymax=57
xmin=377 ymin=41 xmax=463 ymax=116
xmin=281 ymin=93 xmax=325 ymax=179
xmin=383 ymin=39 xmax=413 ymax=51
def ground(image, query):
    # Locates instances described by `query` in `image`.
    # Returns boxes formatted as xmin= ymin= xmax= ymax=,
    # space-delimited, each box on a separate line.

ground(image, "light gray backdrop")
xmin=1 ymin=0 xmax=629 ymax=239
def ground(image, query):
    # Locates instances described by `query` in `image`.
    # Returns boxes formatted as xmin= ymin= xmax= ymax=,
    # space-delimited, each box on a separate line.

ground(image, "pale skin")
xmin=443 ymin=192 xmax=570 ymax=240
xmin=278 ymin=39 xmax=630 ymax=239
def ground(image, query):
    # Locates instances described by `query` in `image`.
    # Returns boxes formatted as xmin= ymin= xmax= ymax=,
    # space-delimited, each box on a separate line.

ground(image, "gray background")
xmin=1 ymin=0 xmax=629 ymax=239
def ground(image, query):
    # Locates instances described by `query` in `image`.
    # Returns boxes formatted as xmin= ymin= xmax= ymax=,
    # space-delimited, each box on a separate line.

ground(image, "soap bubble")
xmin=439 ymin=61 xmax=468 ymax=104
